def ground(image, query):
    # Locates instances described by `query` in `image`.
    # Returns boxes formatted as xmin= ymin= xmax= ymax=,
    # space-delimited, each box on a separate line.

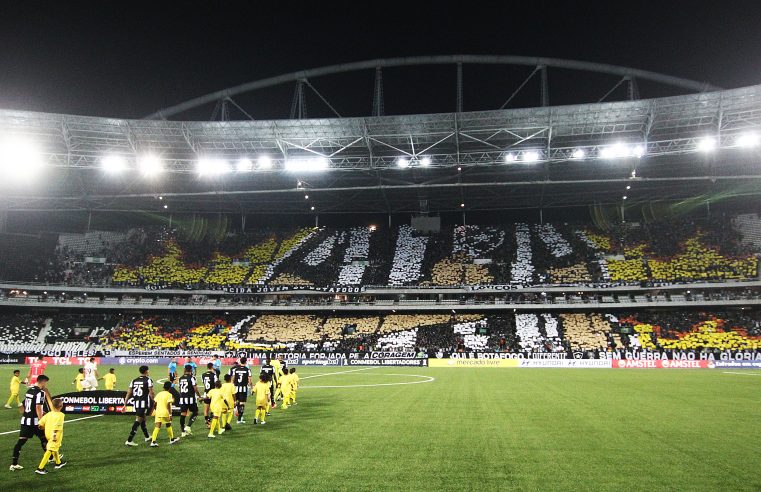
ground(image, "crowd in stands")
xmin=0 ymin=217 xmax=758 ymax=291
xmin=388 ymin=225 xmax=429 ymax=286
xmin=105 ymin=314 xmax=236 ymax=351
xmin=0 ymin=313 xmax=45 ymax=343
xmin=1 ymin=308 xmax=760 ymax=355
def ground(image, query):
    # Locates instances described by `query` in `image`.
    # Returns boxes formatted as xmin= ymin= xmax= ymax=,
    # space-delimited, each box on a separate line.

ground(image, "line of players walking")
xmin=7 ymin=354 xmax=299 ymax=475
xmin=124 ymin=354 xmax=299 ymax=446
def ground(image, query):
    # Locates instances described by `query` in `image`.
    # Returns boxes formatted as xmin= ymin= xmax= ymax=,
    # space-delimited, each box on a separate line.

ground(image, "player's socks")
xmin=189 ymin=414 xmax=197 ymax=427
xmin=128 ymin=421 xmax=140 ymax=442
xmin=140 ymin=421 xmax=149 ymax=438
xmin=12 ymin=438 xmax=26 ymax=465
xmin=151 ymin=427 xmax=160 ymax=442
xmin=166 ymin=425 xmax=174 ymax=440
xmin=37 ymin=450 xmax=52 ymax=471
xmin=209 ymin=418 xmax=218 ymax=435
xmin=179 ymin=416 xmax=186 ymax=430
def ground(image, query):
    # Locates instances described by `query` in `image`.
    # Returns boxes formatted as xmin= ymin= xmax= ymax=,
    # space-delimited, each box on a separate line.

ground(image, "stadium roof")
xmin=0 ymin=58 xmax=759 ymax=216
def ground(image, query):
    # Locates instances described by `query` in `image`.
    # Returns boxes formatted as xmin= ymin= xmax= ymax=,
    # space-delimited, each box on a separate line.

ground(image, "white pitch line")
xmin=299 ymin=367 xmax=375 ymax=380
xmin=301 ymin=373 xmax=435 ymax=389
xmin=722 ymin=371 xmax=761 ymax=376
xmin=0 ymin=414 xmax=104 ymax=436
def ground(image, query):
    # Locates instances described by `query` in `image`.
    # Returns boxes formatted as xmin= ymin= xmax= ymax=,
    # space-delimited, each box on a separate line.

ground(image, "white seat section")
xmin=453 ymin=320 xmax=490 ymax=350
xmin=452 ymin=225 xmax=505 ymax=257
xmin=338 ymin=227 xmax=373 ymax=285
xmin=376 ymin=328 xmax=417 ymax=351
xmin=511 ymin=223 xmax=534 ymax=285
xmin=388 ymin=225 xmax=429 ymax=286
xmin=536 ymin=223 xmax=573 ymax=258
xmin=303 ymin=232 xmax=337 ymax=266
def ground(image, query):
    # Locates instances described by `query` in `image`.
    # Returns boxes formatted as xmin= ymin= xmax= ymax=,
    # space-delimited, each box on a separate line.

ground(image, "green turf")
xmin=1 ymin=365 xmax=760 ymax=491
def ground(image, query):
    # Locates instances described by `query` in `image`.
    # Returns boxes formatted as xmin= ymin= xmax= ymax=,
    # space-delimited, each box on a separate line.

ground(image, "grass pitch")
xmin=1 ymin=365 xmax=760 ymax=491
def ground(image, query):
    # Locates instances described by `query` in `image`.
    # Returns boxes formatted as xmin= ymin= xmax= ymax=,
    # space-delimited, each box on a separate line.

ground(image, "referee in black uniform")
xmin=10 ymin=374 xmax=50 ymax=471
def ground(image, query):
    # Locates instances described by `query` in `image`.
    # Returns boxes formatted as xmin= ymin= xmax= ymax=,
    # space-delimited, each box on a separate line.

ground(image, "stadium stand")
xmin=1 ymin=308 xmax=759 ymax=355
xmin=105 ymin=315 xmax=237 ymax=350
xmin=0 ymin=313 xmax=46 ymax=343
xmin=1 ymin=217 xmax=758 ymax=289
xmin=388 ymin=225 xmax=429 ymax=286
xmin=511 ymin=224 xmax=535 ymax=285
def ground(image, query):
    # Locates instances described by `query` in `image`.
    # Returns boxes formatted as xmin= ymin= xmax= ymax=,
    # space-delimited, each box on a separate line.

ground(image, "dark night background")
xmin=1 ymin=1 xmax=760 ymax=120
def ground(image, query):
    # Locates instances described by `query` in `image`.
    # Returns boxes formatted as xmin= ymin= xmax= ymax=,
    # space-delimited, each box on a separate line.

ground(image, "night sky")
xmin=1 ymin=1 xmax=760 ymax=120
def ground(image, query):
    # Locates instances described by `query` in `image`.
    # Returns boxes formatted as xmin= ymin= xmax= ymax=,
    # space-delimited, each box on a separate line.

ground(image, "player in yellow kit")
xmin=271 ymin=357 xmax=283 ymax=401
xmin=73 ymin=368 xmax=84 ymax=392
xmin=150 ymin=381 xmax=179 ymax=447
xmin=4 ymin=370 xmax=21 ymax=409
xmin=206 ymin=381 xmax=229 ymax=438
xmin=35 ymin=398 xmax=67 ymax=475
xmin=280 ymin=371 xmax=292 ymax=409
xmin=101 ymin=368 xmax=117 ymax=390
xmin=220 ymin=374 xmax=236 ymax=430
xmin=252 ymin=375 xmax=270 ymax=425
xmin=288 ymin=367 xmax=299 ymax=405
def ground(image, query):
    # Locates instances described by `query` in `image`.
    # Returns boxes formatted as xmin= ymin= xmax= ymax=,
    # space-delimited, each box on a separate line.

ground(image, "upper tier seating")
xmin=1 ymin=216 xmax=757 ymax=289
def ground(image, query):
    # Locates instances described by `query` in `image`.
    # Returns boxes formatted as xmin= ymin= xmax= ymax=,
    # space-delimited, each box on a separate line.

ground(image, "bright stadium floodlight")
xmin=697 ymin=137 xmax=717 ymax=152
xmin=397 ymin=157 xmax=410 ymax=168
xmin=101 ymin=154 xmax=128 ymax=174
xmin=521 ymin=151 xmax=540 ymax=163
xmin=599 ymin=142 xmax=629 ymax=159
xmin=631 ymin=145 xmax=645 ymax=158
xmin=420 ymin=156 xmax=432 ymax=167
xmin=257 ymin=155 xmax=272 ymax=169
xmin=504 ymin=153 xmax=516 ymax=163
xmin=285 ymin=157 xmax=329 ymax=172
xmin=737 ymin=133 xmax=759 ymax=148
xmin=197 ymin=158 xmax=231 ymax=176
xmin=235 ymin=158 xmax=253 ymax=172
xmin=138 ymin=154 xmax=163 ymax=177
xmin=0 ymin=140 xmax=44 ymax=183
xmin=571 ymin=148 xmax=586 ymax=160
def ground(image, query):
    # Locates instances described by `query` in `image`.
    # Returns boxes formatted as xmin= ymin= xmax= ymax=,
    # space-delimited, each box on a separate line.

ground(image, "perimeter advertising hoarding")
xmin=428 ymin=358 xmax=521 ymax=368
xmin=54 ymin=390 xmax=129 ymax=415
xmin=53 ymin=390 xmax=183 ymax=415
xmin=612 ymin=360 xmax=711 ymax=369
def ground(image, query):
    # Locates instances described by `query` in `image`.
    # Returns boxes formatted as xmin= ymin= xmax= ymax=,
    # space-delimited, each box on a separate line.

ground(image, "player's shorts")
xmin=180 ymin=403 xmax=198 ymax=413
xmin=235 ymin=392 xmax=247 ymax=402
xmin=84 ymin=377 xmax=98 ymax=389
xmin=154 ymin=416 xmax=172 ymax=425
xmin=168 ymin=373 xmax=177 ymax=382
xmin=19 ymin=424 xmax=45 ymax=440
xmin=134 ymin=408 xmax=148 ymax=418
xmin=256 ymin=400 xmax=268 ymax=409
xmin=211 ymin=405 xmax=225 ymax=417
xmin=46 ymin=440 xmax=61 ymax=452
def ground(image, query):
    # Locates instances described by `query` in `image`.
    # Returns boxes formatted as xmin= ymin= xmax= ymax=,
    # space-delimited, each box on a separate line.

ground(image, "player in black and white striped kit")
xmin=201 ymin=362 xmax=219 ymax=427
xmin=10 ymin=375 xmax=50 ymax=471
xmin=124 ymin=366 xmax=154 ymax=447
xmin=229 ymin=357 xmax=252 ymax=423
xmin=178 ymin=365 xmax=201 ymax=437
